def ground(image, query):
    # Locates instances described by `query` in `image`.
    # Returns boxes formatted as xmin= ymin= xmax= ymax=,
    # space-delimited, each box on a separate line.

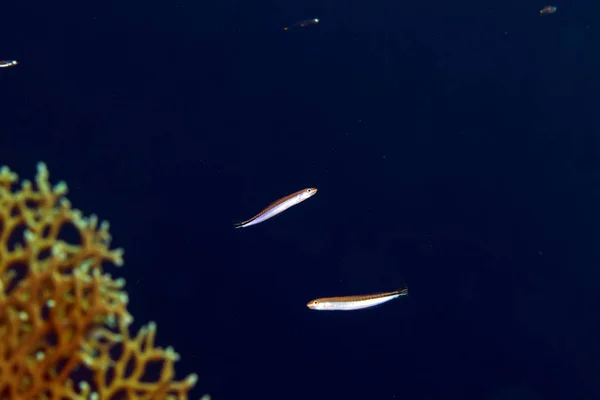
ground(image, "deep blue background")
xmin=1 ymin=0 xmax=600 ymax=399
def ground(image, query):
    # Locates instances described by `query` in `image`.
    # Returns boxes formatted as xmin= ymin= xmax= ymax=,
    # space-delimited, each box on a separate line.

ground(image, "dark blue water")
xmin=1 ymin=0 xmax=599 ymax=399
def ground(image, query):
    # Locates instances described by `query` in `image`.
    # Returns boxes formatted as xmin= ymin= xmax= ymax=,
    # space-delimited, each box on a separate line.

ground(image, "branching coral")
xmin=0 ymin=163 xmax=198 ymax=399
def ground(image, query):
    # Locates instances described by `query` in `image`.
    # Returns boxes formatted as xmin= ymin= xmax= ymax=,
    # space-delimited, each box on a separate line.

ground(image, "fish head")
xmin=306 ymin=299 xmax=320 ymax=310
xmin=299 ymin=187 xmax=318 ymax=200
xmin=306 ymin=299 xmax=329 ymax=310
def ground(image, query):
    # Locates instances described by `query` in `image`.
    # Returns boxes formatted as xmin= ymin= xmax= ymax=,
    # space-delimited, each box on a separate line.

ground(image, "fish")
xmin=306 ymin=287 xmax=408 ymax=311
xmin=540 ymin=5 xmax=557 ymax=15
xmin=234 ymin=188 xmax=317 ymax=228
xmin=284 ymin=18 xmax=319 ymax=31
xmin=0 ymin=60 xmax=17 ymax=68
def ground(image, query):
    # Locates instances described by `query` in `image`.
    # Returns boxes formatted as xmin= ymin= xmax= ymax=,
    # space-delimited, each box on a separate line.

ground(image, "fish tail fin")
xmin=233 ymin=221 xmax=244 ymax=229
xmin=397 ymin=286 xmax=408 ymax=296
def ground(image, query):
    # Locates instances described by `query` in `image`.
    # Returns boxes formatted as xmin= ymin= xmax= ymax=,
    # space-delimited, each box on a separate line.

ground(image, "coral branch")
xmin=0 ymin=163 xmax=198 ymax=399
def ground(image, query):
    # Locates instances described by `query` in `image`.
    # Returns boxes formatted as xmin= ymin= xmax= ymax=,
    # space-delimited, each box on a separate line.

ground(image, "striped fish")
xmin=234 ymin=188 xmax=317 ymax=228
xmin=0 ymin=60 xmax=17 ymax=68
xmin=306 ymin=288 xmax=408 ymax=311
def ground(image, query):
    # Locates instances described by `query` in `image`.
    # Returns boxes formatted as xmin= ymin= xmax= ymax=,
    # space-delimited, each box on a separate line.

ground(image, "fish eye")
xmin=307 ymin=189 xmax=312 ymax=192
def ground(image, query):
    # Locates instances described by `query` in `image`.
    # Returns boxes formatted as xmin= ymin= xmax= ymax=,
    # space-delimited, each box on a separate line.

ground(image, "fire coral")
xmin=0 ymin=163 xmax=198 ymax=399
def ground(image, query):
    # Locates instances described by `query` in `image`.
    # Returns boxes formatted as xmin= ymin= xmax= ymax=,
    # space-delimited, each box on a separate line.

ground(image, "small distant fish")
xmin=307 ymin=288 xmax=408 ymax=311
xmin=540 ymin=5 xmax=557 ymax=15
xmin=284 ymin=18 xmax=319 ymax=31
xmin=234 ymin=188 xmax=318 ymax=228
xmin=0 ymin=60 xmax=17 ymax=68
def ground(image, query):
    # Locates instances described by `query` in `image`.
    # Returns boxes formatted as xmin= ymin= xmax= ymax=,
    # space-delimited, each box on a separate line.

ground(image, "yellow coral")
xmin=0 ymin=163 xmax=198 ymax=399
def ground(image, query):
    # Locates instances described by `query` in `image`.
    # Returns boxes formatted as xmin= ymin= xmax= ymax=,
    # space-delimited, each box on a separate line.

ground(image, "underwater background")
xmin=1 ymin=0 xmax=599 ymax=398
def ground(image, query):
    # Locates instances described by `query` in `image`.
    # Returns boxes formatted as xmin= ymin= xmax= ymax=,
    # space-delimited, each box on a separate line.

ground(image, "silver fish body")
xmin=307 ymin=288 xmax=408 ymax=311
xmin=234 ymin=188 xmax=317 ymax=228
xmin=0 ymin=60 xmax=17 ymax=68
